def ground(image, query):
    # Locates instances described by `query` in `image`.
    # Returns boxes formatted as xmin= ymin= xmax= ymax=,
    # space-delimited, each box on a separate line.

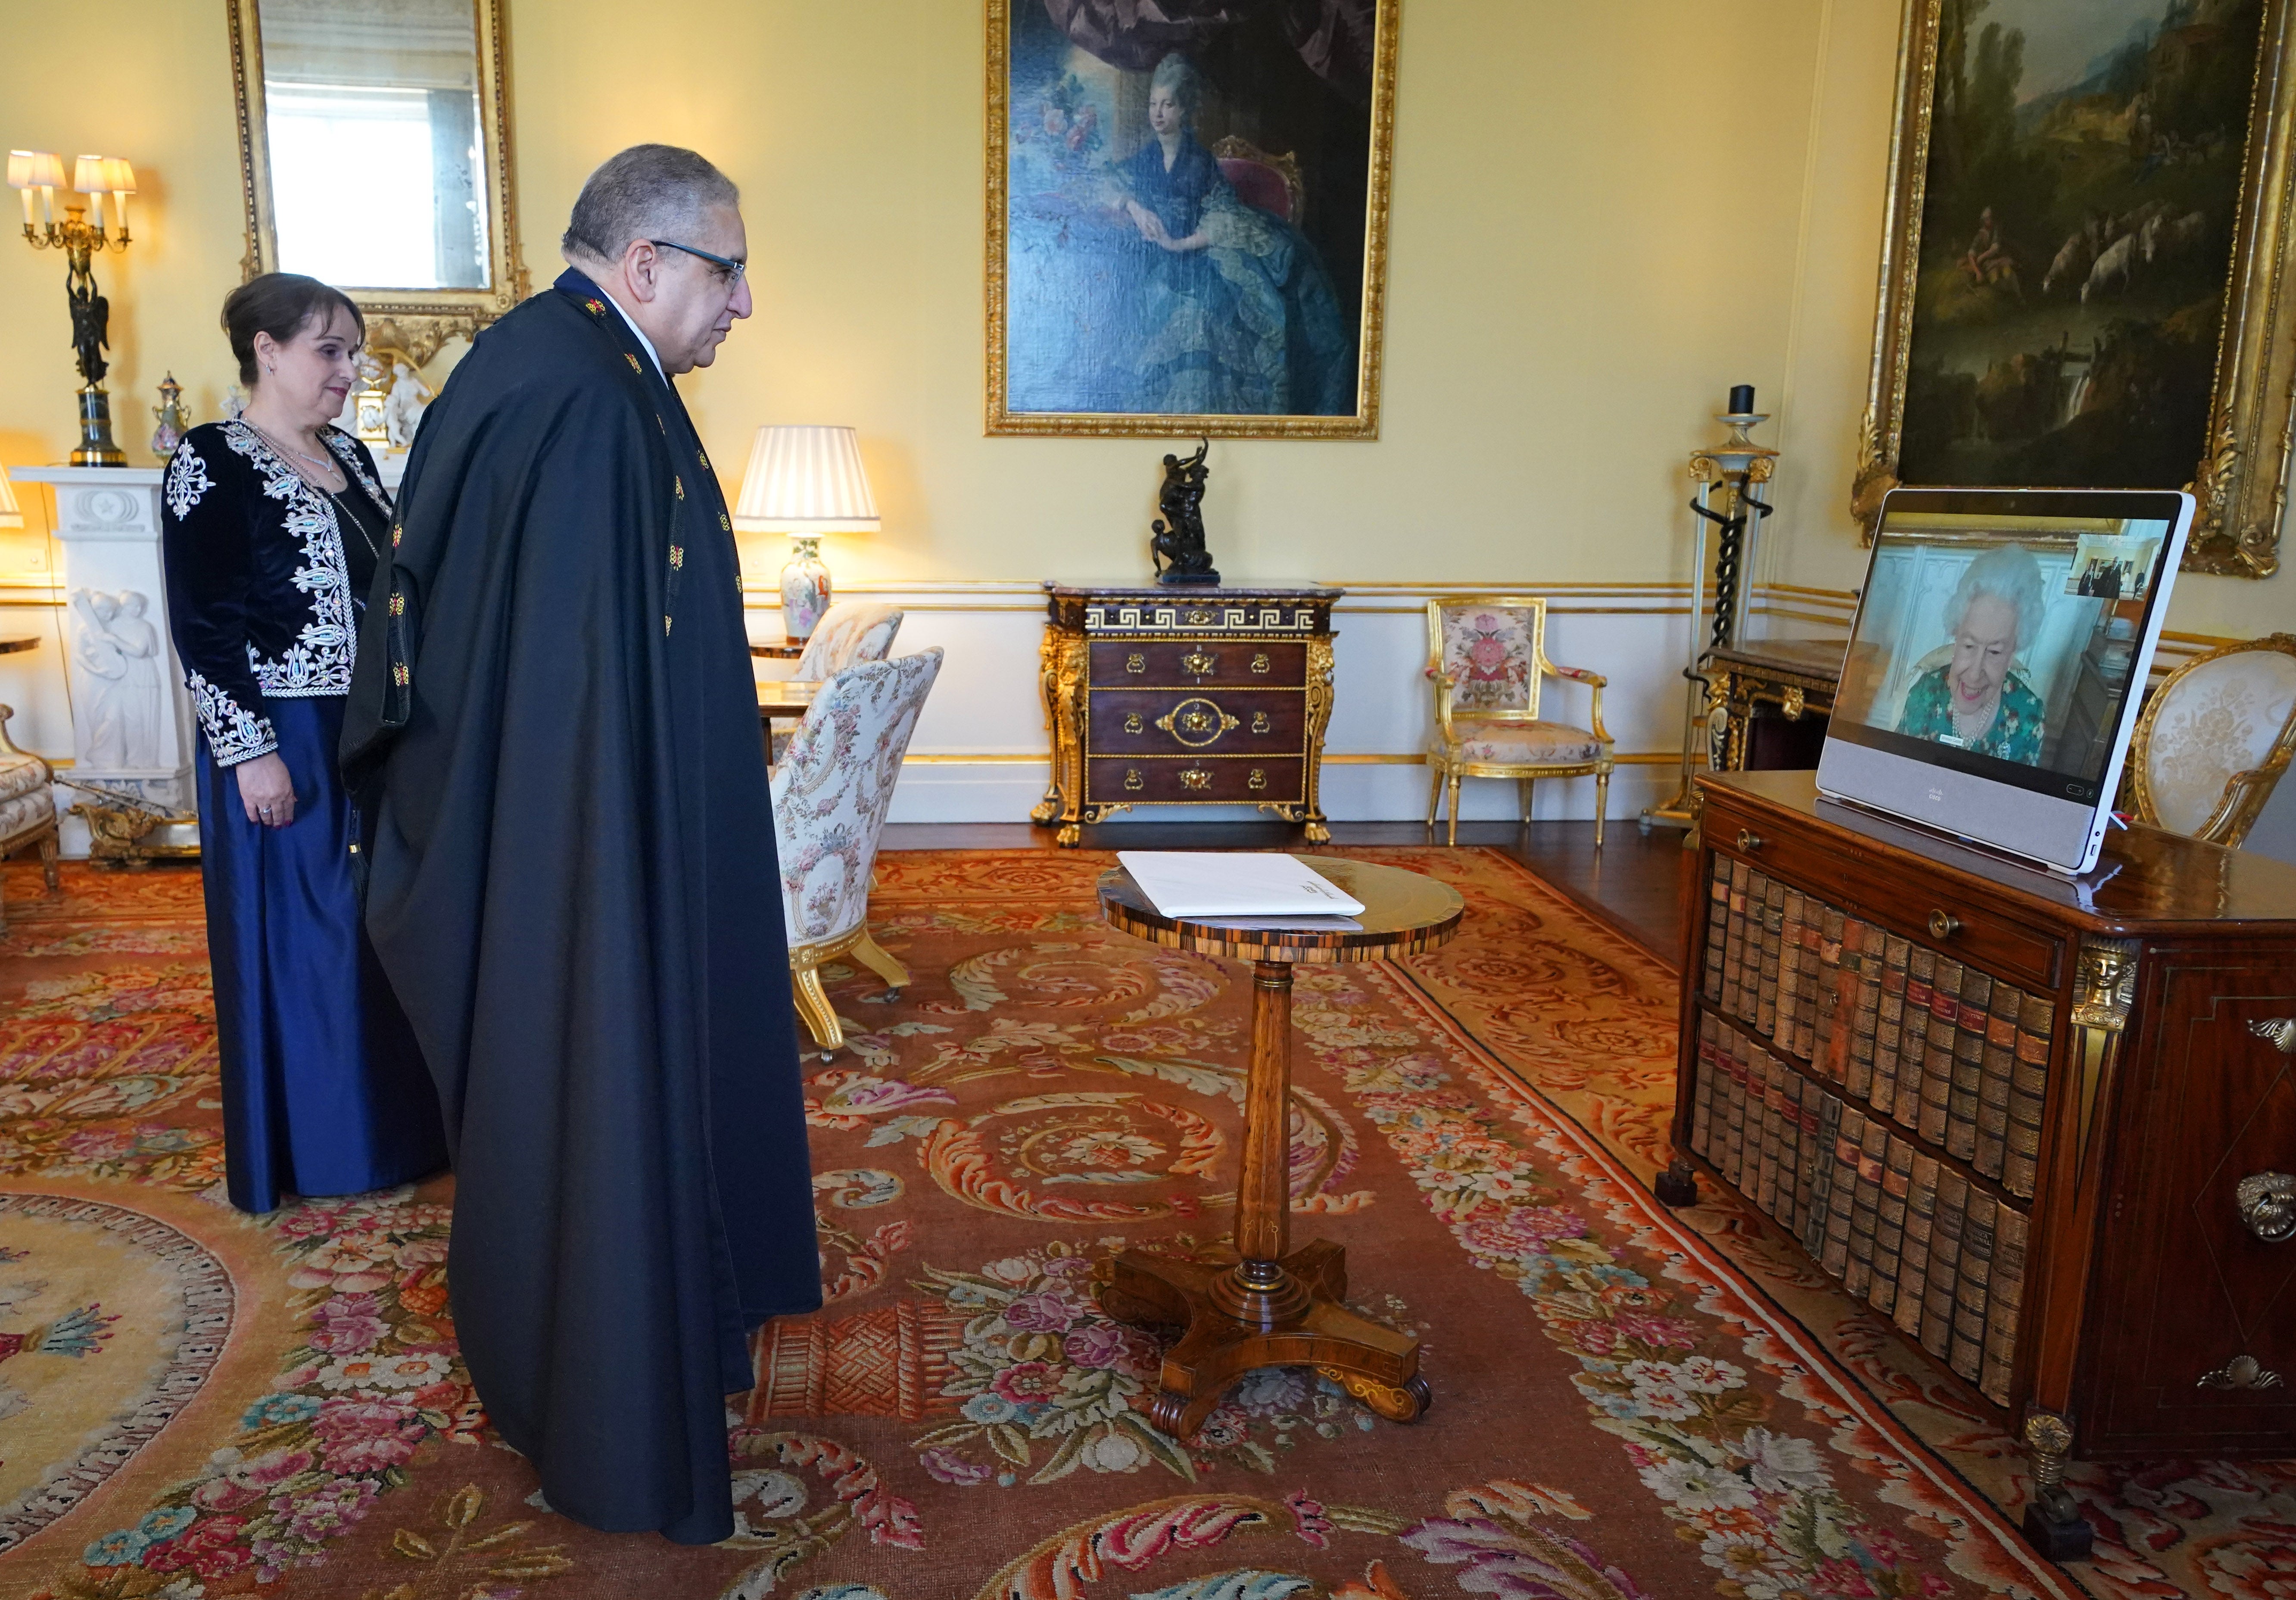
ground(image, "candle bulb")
xmin=1729 ymin=384 xmax=1755 ymax=415
xmin=112 ymin=190 xmax=130 ymax=237
xmin=16 ymin=187 xmax=30 ymax=229
xmin=85 ymin=191 xmax=104 ymax=233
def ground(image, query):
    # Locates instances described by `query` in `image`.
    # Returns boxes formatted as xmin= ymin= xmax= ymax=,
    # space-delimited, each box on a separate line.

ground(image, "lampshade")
xmin=732 ymin=425 xmax=881 ymax=534
xmin=72 ymin=155 xmax=107 ymax=193
xmin=0 ymin=464 xmax=22 ymax=530
xmin=97 ymin=157 xmax=135 ymax=195
xmin=7 ymin=150 xmax=64 ymax=190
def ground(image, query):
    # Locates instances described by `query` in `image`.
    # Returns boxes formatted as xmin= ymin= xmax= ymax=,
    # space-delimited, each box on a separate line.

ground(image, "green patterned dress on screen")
xmin=1895 ymin=666 xmax=2047 ymax=765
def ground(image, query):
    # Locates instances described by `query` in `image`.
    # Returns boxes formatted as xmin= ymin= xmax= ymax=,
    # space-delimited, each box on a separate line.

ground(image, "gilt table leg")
xmin=1099 ymin=958 xmax=1427 ymax=1438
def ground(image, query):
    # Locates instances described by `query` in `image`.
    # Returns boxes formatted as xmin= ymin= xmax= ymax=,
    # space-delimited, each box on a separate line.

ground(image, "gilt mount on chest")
xmin=1032 ymin=583 xmax=1342 ymax=846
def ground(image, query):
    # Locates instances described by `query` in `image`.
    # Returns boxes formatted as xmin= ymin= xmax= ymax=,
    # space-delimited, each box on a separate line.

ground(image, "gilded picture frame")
xmin=985 ymin=0 xmax=1399 ymax=438
xmin=226 ymin=0 xmax=530 ymax=367
xmin=1853 ymin=0 xmax=2296 ymax=578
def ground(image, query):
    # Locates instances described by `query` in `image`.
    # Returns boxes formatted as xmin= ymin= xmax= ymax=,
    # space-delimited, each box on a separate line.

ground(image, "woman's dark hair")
xmin=221 ymin=274 xmax=364 ymax=387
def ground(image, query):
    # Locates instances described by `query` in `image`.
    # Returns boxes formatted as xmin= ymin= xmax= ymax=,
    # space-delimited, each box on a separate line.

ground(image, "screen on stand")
xmin=1829 ymin=507 xmax=2178 ymax=808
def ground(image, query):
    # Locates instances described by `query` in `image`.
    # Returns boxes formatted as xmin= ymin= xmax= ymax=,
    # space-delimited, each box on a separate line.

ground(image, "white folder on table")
xmin=1116 ymin=852 xmax=1367 ymax=920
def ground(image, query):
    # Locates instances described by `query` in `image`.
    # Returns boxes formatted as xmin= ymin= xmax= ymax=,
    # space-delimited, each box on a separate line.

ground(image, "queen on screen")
xmin=1894 ymin=543 xmax=2049 ymax=765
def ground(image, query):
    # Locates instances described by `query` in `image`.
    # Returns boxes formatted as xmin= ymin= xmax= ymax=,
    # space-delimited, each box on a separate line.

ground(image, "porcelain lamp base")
xmin=780 ymin=537 xmax=831 ymax=641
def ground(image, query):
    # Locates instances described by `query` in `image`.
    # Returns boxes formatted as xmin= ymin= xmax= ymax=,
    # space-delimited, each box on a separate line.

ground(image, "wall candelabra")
xmin=9 ymin=150 xmax=138 ymax=467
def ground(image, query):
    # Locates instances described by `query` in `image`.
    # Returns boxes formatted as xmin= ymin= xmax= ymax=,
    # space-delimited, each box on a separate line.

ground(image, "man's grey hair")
xmin=561 ymin=144 xmax=739 ymax=264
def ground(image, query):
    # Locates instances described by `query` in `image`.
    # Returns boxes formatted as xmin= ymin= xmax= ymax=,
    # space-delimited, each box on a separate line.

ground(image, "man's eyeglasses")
xmin=650 ymin=239 xmax=747 ymax=282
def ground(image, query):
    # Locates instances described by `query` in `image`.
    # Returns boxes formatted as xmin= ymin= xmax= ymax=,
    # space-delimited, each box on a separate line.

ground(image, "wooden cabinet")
xmin=1034 ymin=584 xmax=1340 ymax=846
xmin=1670 ymin=772 xmax=2296 ymax=1559
xmin=1705 ymin=639 xmax=1844 ymax=771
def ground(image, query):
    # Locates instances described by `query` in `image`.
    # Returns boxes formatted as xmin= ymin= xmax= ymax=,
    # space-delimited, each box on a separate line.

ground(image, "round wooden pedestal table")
xmin=1094 ymin=857 xmax=1464 ymax=1440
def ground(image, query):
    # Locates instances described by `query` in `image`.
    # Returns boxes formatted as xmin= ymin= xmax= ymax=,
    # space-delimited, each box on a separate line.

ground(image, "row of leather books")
xmin=1689 ymin=1011 xmax=2028 ymax=1407
xmin=1700 ymin=856 xmax=2053 ymax=1200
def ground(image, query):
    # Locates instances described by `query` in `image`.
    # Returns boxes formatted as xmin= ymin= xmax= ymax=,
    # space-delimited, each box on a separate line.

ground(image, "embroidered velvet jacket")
xmin=160 ymin=421 xmax=388 ymax=766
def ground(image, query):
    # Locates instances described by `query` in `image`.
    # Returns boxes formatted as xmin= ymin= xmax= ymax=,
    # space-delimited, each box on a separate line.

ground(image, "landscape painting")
xmin=1897 ymin=0 xmax=2261 ymax=490
xmin=987 ymin=0 xmax=1396 ymax=437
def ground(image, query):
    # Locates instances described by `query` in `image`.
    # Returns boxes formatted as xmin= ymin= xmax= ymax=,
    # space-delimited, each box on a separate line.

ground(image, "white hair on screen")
xmin=1944 ymin=542 xmax=2048 ymax=657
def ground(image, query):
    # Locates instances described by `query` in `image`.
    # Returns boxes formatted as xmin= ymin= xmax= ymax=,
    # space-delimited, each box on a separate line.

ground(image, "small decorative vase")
xmin=149 ymin=372 xmax=188 ymax=461
xmin=780 ymin=536 xmax=831 ymax=641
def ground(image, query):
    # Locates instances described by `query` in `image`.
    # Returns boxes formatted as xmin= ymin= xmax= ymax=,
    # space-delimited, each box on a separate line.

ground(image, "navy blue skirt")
xmin=196 ymin=695 xmax=446 ymax=1214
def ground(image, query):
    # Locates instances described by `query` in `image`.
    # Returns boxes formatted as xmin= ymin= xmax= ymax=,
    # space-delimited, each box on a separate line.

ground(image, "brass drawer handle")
xmin=1156 ymin=697 xmax=1238 ymax=749
xmin=1735 ymin=830 xmax=1762 ymax=853
xmin=1123 ymin=768 xmax=1144 ymax=792
xmin=2238 ymin=1173 xmax=2296 ymax=1242
xmin=1928 ymin=910 xmax=1961 ymax=940
xmin=1251 ymin=652 xmax=1271 ymax=674
xmin=1248 ymin=768 xmax=1268 ymax=790
xmin=1250 ymin=710 xmax=1271 ymax=734
xmin=1123 ymin=712 xmax=1143 ymax=734
xmin=1126 ymin=653 xmax=1146 ymax=674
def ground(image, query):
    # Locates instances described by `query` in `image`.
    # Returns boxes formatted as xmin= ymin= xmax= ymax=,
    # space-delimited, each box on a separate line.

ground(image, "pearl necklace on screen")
xmin=1952 ymin=694 xmax=2000 ymax=744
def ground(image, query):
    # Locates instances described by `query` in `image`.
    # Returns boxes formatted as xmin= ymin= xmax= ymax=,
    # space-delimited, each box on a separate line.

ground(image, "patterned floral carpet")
xmin=0 ymin=846 xmax=2272 ymax=1598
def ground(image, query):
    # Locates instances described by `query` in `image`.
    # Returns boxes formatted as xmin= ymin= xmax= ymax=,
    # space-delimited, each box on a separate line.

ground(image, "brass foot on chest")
xmin=1654 ymin=1157 xmax=1700 ymax=1208
xmin=2018 ymin=1409 xmax=2093 ymax=1562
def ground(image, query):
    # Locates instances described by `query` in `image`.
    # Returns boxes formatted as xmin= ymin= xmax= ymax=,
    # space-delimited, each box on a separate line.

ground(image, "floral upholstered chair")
xmin=771 ymin=648 xmax=943 ymax=1051
xmin=1424 ymin=597 xmax=1614 ymax=848
xmin=792 ymin=602 xmax=903 ymax=679
xmin=0 ymin=705 xmax=60 ymax=932
xmin=770 ymin=602 xmax=904 ymax=768
xmin=2127 ymin=632 xmax=2296 ymax=848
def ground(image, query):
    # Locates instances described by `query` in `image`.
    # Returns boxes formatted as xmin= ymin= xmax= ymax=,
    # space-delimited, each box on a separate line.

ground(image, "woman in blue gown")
xmin=160 ymin=274 xmax=445 ymax=1214
xmin=1115 ymin=52 xmax=1354 ymax=415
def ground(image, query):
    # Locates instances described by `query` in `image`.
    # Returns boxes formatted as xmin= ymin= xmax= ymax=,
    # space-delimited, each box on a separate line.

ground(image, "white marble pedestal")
xmin=13 ymin=467 xmax=200 ymax=857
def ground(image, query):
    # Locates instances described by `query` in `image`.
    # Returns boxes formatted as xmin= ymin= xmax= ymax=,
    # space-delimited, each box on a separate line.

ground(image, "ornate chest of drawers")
xmin=1673 ymin=771 xmax=2296 ymax=1559
xmin=1032 ymin=583 xmax=1341 ymax=846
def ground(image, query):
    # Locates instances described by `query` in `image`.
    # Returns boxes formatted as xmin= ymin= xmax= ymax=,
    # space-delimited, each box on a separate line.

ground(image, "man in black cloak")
xmin=340 ymin=145 xmax=820 ymax=1543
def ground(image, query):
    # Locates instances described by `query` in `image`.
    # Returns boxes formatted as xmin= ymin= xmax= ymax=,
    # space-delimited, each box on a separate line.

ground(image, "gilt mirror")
xmin=228 ymin=0 xmax=527 ymax=364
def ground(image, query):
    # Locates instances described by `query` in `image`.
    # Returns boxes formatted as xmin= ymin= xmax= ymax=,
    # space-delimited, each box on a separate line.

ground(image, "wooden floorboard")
xmin=877 ymin=818 xmax=1690 ymax=968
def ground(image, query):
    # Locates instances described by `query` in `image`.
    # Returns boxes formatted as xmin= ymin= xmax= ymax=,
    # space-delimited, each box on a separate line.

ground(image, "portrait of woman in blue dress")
xmin=1001 ymin=0 xmax=1375 ymax=422
xmin=1109 ymin=53 xmax=1354 ymax=416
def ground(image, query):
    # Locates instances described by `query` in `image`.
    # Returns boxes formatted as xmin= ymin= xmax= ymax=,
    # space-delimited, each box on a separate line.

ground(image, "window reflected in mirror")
xmin=256 ymin=0 xmax=489 ymax=291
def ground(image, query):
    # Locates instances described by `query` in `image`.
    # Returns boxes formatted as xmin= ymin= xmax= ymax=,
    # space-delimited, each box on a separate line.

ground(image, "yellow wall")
xmin=0 ymin=0 xmax=2284 ymax=634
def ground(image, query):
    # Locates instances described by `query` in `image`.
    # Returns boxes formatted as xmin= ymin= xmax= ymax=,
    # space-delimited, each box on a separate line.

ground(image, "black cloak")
xmin=342 ymin=268 xmax=821 ymax=1543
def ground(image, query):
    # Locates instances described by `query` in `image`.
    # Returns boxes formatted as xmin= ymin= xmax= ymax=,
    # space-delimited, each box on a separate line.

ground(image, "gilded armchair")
xmin=2126 ymin=631 xmax=2296 ymax=849
xmin=772 ymin=649 xmax=943 ymax=1050
xmin=1424 ymin=597 xmax=1614 ymax=847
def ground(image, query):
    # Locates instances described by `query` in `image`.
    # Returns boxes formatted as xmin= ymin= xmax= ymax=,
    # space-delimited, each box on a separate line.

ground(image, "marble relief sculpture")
xmin=69 ymin=588 xmax=165 ymax=770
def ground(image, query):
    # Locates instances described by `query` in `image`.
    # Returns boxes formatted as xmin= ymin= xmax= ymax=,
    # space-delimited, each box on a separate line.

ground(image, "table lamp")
xmin=731 ymin=424 xmax=879 ymax=642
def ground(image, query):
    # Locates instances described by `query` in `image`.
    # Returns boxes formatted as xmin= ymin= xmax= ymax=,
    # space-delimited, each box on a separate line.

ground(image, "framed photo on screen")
xmin=985 ymin=0 xmax=1399 ymax=438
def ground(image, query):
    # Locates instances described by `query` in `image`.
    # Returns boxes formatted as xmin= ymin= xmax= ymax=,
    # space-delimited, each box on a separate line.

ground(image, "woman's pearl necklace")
xmin=1952 ymin=692 xmax=2000 ymax=741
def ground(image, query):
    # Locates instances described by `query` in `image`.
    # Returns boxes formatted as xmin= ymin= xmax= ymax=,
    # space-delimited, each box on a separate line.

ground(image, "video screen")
xmin=1829 ymin=507 xmax=2176 ymax=805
